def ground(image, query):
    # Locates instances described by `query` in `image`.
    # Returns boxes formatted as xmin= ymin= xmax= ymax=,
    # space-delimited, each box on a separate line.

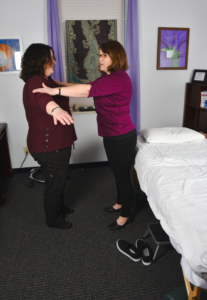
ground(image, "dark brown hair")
xmin=100 ymin=40 xmax=129 ymax=73
xmin=20 ymin=43 xmax=55 ymax=82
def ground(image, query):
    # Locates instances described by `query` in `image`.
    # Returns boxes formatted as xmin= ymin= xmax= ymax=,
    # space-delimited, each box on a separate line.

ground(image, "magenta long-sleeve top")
xmin=88 ymin=70 xmax=135 ymax=137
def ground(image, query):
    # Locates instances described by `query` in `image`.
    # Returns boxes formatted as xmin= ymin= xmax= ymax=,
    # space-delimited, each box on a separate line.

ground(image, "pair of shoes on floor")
xmin=108 ymin=216 xmax=133 ymax=230
xmin=116 ymin=239 xmax=153 ymax=265
xmin=103 ymin=206 xmax=121 ymax=212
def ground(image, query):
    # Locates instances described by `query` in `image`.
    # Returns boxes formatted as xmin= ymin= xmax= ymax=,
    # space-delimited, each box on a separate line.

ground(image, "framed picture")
xmin=191 ymin=69 xmax=207 ymax=84
xmin=157 ymin=27 xmax=190 ymax=70
xmin=65 ymin=20 xmax=117 ymax=83
xmin=0 ymin=36 xmax=23 ymax=74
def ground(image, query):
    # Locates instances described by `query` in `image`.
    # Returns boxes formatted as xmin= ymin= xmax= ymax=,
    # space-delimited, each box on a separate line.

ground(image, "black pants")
xmin=103 ymin=132 xmax=137 ymax=217
xmin=31 ymin=147 xmax=71 ymax=225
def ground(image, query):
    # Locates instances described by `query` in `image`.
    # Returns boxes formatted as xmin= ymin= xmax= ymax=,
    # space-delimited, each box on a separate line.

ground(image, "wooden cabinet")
xmin=0 ymin=123 xmax=13 ymax=204
xmin=183 ymin=83 xmax=207 ymax=134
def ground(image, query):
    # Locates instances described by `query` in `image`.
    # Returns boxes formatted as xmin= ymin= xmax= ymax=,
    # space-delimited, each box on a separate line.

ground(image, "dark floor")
xmin=0 ymin=167 xmax=184 ymax=300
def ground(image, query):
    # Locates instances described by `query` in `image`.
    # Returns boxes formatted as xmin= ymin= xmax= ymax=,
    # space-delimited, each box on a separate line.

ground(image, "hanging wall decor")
xmin=157 ymin=27 xmax=190 ymax=70
xmin=65 ymin=20 xmax=117 ymax=83
xmin=191 ymin=69 xmax=207 ymax=84
xmin=0 ymin=36 xmax=23 ymax=74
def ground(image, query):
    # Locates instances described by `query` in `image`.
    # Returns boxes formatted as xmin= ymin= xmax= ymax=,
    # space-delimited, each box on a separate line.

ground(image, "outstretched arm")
xmin=33 ymin=82 xmax=91 ymax=98
xmin=53 ymin=79 xmax=78 ymax=87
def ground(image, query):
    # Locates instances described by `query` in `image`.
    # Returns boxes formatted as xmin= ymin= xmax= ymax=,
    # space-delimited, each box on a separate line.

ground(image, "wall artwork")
xmin=191 ymin=69 xmax=207 ymax=84
xmin=0 ymin=36 xmax=23 ymax=74
xmin=65 ymin=20 xmax=117 ymax=83
xmin=157 ymin=27 xmax=190 ymax=70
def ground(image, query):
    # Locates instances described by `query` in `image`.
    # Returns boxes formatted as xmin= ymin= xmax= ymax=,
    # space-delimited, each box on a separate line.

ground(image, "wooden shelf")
xmin=186 ymin=103 xmax=197 ymax=108
xmin=71 ymin=110 xmax=96 ymax=115
xmin=183 ymin=83 xmax=207 ymax=134
xmin=186 ymin=104 xmax=207 ymax=110
xmin=184 ymin=120 xmax=195 ymax=127
xmin=0 ymin=123 xmax=13 ymax=205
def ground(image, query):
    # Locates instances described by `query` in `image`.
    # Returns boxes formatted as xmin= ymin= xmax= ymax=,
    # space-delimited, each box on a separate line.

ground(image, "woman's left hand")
xmin=53 ymin=108 xmax=74 ymax=125
xmin=33 ymin=83 xmax=57 ymax=96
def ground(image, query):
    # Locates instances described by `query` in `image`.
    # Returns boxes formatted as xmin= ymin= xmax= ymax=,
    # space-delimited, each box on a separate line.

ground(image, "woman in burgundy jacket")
xmin=20 ymin=43 xmax=77 ymax=229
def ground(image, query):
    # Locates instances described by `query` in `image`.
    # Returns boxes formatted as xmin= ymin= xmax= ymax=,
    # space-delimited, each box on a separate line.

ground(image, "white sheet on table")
xmin=135 ymin=136 xmax=207 ymax=288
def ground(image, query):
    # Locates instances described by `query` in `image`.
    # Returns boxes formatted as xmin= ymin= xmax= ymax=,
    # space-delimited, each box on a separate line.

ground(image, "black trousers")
xmin=31 ymin=147 xmax=71 ymax=225
xmin=103 ymin=132 xmax=137 ymax=217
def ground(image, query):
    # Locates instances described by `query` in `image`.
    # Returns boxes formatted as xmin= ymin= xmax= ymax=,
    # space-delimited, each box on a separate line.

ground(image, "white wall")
xmin=1 ymin=0 xmax=207 ymax=169
xmin=0 ymin=0 xmax=48 ymax=169
xmin=139 ymin=0 xmax=207 ymax=129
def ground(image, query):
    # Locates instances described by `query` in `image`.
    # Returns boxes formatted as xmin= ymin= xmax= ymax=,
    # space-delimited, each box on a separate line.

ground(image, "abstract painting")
xmin=65 ymin=20 xmax=117 ymax=83
xmin=157 ymin=28 xmax=190 ymax=70
xmin=0 ymin=36 xmax=23 ymax=74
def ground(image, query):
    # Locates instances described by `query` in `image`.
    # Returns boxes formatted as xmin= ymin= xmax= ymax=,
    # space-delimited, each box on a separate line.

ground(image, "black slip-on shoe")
xmin=62 ymin=206 xmax=74 ymax=214
xmin=103 ymin=206 xmax=121 ymax=212
xmin=46 ymin=219 xmax=73 ymax=230
xmin=107 ymin=217 xmax=133 ymax=230
xmin=135 ymin=239 xmax=153 ymax=266
xmin=141 ymin=246 xmax=153 ymax=265
xmin=135 ymin=239 xmax=148 ymax=251
xmin=116 ymin=239 xmax=142 ymax=262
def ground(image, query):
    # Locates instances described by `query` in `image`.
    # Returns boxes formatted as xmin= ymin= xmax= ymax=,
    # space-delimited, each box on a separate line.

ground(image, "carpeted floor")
xmin=0 ymin=167 xmax=184 ymax=300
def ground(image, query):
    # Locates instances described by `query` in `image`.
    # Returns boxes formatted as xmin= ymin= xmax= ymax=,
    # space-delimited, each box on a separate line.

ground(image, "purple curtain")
xmin=126 ymin=0 xmax=140 ymax=133
xmin=47 ymin=0 xmax=64 ymax=82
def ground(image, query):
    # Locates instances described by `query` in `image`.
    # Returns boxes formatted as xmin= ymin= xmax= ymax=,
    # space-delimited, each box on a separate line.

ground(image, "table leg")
xmin=0 ymin=185 xmax=6 ymax=205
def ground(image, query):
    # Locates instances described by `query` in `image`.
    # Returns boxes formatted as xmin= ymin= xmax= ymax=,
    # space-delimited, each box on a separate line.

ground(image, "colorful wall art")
xmin=157 ymin=28 xmax=190 ymax=70
xmin=65 ymin=20 xmax=117 ymax=83
xmin=0 ymin=37 xmax=23 ymax=74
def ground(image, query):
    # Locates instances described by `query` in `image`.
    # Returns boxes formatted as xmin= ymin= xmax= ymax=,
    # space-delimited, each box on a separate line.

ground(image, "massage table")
xmin=134 ymin=134 xmax=207 ymax=299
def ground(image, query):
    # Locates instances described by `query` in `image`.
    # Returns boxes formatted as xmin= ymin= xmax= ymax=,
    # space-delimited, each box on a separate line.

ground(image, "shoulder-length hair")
xmin=100 ymin=40 xmax=129 ymax=73
xmin=20 ymin=43 xmax=55 ymax=82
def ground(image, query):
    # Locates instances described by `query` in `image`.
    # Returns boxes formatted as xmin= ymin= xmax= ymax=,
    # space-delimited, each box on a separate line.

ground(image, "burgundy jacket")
xmin=23 ymin=75 xmax=77 ymax=153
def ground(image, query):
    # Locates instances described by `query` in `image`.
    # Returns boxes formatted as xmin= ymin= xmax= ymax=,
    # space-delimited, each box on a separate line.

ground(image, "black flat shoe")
xmin=103 ymin=206 xmax=121 ymax=213
xmin=62 ymin=206 xmax=74 ymax=214
xmin=46 ymin=219 xmax=73 ymax=230
xmin=135 ymin=239 xmax=153 ymax=265
xmin=107 ymin=217 xmax=133 ymax=230
xmin=116 ymin=239 xmax=142 ymax=262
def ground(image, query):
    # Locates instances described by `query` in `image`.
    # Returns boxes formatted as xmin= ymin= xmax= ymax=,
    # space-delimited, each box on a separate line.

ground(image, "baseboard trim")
xmin=13 ymin=161 xmax=109 ymax=174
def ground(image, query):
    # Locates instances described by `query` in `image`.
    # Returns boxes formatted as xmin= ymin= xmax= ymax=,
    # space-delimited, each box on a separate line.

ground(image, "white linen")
xmin=139 ymin=127 xmax=205 ymax=144
xmin=135 ymin=136 xmax=207 ymax=288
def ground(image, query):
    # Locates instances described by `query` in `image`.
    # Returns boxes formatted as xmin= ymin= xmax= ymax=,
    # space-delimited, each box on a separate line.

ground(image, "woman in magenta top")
xmin=89 ymin=69 xmax=135 ymax=137
xmin=33 ymin=40 xmax=137 ymax=230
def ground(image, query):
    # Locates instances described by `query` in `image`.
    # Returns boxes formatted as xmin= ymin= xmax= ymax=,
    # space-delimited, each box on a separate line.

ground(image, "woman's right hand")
xmin=53 ymin=108 xmax=74 ymax=125
xmin=33 ymin=83 xmax=57 ymax=96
